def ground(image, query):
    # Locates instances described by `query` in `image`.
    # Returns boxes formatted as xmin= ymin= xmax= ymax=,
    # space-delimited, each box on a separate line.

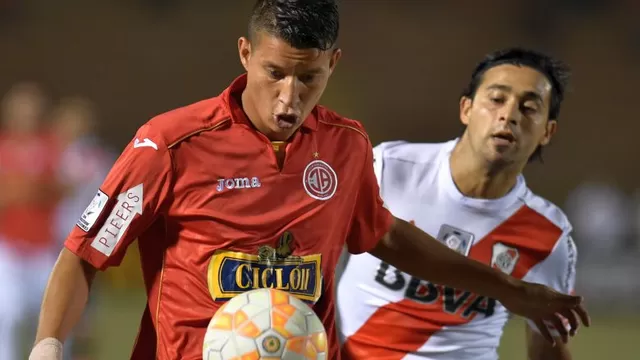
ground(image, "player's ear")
xmin=459 ymin=96 xmax=472 ymax=126
xmin=328 ymin=48 xmax=342 ymax=75
xmin=539 ymin=119 xmax=557 ymax=146
xmin=238 ymin=37 xmax=252 ymax=72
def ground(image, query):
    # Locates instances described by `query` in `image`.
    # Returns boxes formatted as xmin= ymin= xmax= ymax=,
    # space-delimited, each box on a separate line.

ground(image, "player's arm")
xmin=346 ymin=141 xmax=588 ymax=346
xmin=30 ymin=125 xmax=173 ymax=359
xmin=31 ymin=249 xmax=97 ymax=359
xmin=371 ymin=211 xmax=587 ymax=345
xmin=523 ymin=234 xmax=578 ymax=359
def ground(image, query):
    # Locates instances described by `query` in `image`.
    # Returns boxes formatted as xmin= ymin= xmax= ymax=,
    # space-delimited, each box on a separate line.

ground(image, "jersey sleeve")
xmin=525 ymin=231 xmax=578 ymax=332
xmin=64 ymin=123 xmax=173 ymax=270
xmin=529 ymin=231 xmax=577 ymax=294
xmin=345 ymin=140 xmax=394 ymax=254
xmin=372 ymin=143 xmax=385 ymax=187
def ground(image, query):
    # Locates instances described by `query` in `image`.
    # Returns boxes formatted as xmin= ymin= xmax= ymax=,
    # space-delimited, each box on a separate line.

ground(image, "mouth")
xmin=490 ymin=130 xmax=516 ymax=146
xmin=273 ymin=113 xmax=299 ymax=130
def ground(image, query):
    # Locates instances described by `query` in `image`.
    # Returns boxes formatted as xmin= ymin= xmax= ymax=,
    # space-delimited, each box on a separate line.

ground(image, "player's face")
xmin=238 ymin=32 xmax=341 ymax=141
xmin=460 ymin=64 xmax=557 ymax=166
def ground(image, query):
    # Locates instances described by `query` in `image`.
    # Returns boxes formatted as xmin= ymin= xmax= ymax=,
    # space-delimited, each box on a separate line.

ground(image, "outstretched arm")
xmin=370 ymin=217 xmax=520 ymax=300
xmin=369 ymin=217 xmax=590 ymax=345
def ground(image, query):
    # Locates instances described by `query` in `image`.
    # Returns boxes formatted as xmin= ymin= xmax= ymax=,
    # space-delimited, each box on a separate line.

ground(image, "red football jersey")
xmin=0 ymin=132 xmax=59 ymax=251
xmin=65 ymin=74 xmax=393 ymax=360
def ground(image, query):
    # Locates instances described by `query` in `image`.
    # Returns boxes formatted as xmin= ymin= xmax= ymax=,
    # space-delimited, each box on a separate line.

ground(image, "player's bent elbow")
xmin=367 ymin=229 xmax=399 ymax=263
xmin=368 ymin=217 xmax=417 ymax=263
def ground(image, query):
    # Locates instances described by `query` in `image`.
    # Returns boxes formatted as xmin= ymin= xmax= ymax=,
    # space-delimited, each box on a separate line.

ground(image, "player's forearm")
xmin=370 ymin=217 xmax=522 ymax=300
xmin=35 ymin=248 xmax=96 ymax=343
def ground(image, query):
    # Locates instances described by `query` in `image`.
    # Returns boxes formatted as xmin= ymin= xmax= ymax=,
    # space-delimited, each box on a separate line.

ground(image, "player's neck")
xmin=449 ymin=143 xmax=521 ymax=200
xmin=240 ymin=90 xmax=268 ymax=137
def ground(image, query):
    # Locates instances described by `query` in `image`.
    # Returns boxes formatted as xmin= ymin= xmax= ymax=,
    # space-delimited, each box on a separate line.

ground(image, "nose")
xmin=278 ymin=76 xmax=301 ymax=109
xmin=498 ymin=99 xmax=521 ymax=125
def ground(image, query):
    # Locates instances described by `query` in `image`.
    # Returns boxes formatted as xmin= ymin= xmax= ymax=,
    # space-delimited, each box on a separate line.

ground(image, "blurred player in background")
xmin=52 ymin=97 xmax=113 ymax=250
xmin=338 ymin=48 xmax=578 ymax=360
xmin=30 ymin=2 xmax=588 ymax=360
xmin=0 ymin=82 xmax=64 ymax=360
xmin=50 ymin=96 xmax=114 ymax=360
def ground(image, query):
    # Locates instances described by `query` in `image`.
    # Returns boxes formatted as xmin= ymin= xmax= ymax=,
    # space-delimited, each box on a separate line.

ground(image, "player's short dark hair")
xmin=461 ymin=48 xmax=571 ymax=162
xmin=248 ymin=0 xmax=339 ymax=51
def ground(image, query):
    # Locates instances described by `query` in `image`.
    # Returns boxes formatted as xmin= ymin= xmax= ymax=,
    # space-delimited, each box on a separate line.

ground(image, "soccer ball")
xmin=203 ymin=288 xmax=328 ymax=360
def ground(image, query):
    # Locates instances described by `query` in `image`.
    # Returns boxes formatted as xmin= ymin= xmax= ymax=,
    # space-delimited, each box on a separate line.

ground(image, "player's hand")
xmin=500 ymin=281 xmax=590 ymax=346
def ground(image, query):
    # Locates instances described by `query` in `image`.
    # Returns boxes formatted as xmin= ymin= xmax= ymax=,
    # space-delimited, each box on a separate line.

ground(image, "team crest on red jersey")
xmin=303 ymin=160 xmax=338 ymax=201
xmin=491 ymin=242 xmax=520 ymax=275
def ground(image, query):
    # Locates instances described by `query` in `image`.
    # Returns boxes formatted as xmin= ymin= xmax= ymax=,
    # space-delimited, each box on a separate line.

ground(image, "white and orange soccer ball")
xmin=203 ymin=288 xmax=328 ymax=360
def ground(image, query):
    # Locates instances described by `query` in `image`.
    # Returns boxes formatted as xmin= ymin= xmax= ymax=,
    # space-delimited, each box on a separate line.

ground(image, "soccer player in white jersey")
xmin=338 ymin=48 xmax=579 ymax=360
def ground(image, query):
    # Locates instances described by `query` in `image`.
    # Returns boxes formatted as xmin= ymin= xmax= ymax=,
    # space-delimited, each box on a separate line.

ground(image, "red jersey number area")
xmin=64 ymin=75 xmax=392 ymax=360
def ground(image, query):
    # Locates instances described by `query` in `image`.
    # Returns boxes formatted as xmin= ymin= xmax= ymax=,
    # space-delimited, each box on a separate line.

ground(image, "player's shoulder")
xmin=374 ymin=139 xmax=456 ymax=165
xmin=522 ymin=190 xmax=572 ymax=235
xmin=315 ymin=106 xmax=370 ymax=142
xmin=522 ymin=191 xmax=577 ymax=291
xmin=137 ymin=96 xmax=231 ymax=149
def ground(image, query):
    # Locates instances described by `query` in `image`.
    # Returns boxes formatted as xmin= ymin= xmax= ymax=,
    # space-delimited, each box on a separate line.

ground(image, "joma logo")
xmin=216 ymin=177 xmax=261 ymax=192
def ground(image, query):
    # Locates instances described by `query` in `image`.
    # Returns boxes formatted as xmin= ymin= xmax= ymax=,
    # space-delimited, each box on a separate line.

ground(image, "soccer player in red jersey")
xmin=0 ymin=82 xmax=64 ymax=360
xmin=30 ymin=1 xmax=590 ymax=359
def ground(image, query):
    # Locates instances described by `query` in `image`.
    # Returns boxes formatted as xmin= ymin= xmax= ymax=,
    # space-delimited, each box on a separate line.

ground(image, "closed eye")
xmin=521 ymin=102 xmax=539 ymax=113
xmin=268 ymin=69 xmax=285 ymax=80
xmin=299 ymin=74 xmax=316 ymax=84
